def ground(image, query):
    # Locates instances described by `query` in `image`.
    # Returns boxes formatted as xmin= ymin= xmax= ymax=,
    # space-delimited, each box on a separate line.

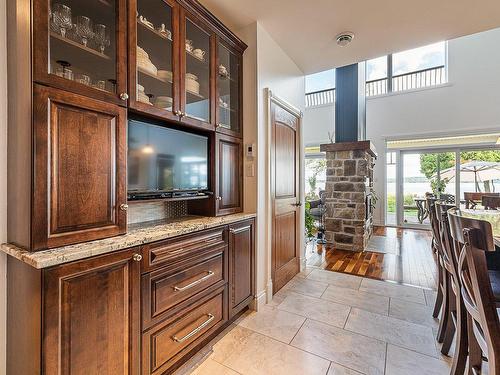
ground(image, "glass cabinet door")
xmin=35 ymin=0 xmax=126 ymax=103
xmin=216 ymin=41 xmax=241 ymax=136
xmin=133 ymin=0 xmax=176 ymax=115
xmin=182 ymin=15 xmax=212 ymax=124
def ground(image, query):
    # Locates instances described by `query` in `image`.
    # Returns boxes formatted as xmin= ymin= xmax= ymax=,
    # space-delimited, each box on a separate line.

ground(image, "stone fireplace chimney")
xmin=319 ymin=63 xmax=377 ymax=251
xmin=320 ymin=141 xmax=377 ymax=251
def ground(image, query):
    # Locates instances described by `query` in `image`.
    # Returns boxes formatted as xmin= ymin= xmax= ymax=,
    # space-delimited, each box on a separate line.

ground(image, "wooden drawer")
xmin=142 ymin=287 xmax=227 ymax=375
xmin=142 ymin=252 xmax=226 ymax=328
xmin=142 ymin=227 xmax=227 ymax=272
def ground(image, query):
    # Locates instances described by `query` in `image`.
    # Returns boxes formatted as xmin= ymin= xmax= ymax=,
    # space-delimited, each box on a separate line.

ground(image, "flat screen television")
xmin=127 ymin=120 xmax=208 ymax=194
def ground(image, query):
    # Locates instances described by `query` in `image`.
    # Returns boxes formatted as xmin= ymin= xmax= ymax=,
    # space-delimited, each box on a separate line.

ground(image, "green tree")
xmin=306 ymin=159 xmax=327 ymax=200
xmin=460 ymin=151 xmax=500 ymax=163
xmin=419 ymin=153 xmax=454 ymax=195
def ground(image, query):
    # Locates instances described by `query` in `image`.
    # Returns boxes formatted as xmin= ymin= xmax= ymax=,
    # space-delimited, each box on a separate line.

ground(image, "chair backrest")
xmin=439 ymin=193 xmax=455 ymax=204
xmin=482 ymin=195 xmax=500 ymax=210
xmin=435 ymin=202 xmax=458 ymax=279
xmin=426 ymin=197 xmax=440 ymax=249
xmin=447 ymin=208 xmax=499 ymax=355
xmin=319 ymin=190 xmax=326 ymax=204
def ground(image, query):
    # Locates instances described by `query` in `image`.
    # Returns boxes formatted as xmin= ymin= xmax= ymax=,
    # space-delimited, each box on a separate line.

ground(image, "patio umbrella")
xmin=438 ymin=161 xmax=500 ymax=192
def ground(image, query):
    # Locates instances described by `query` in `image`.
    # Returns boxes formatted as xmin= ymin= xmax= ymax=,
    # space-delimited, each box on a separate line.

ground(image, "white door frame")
xmin=264 ymin=88 xmax=304 ymax=303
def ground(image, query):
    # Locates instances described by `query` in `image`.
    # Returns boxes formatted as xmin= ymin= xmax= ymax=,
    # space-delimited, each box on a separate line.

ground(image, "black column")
xmin=335 ymin=63 xmax=366 ymax=142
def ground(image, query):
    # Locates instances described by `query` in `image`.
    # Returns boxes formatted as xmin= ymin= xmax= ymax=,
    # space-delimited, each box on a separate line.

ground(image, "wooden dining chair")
xmin=435 ymin=203 xmax=467 ymax=375
xmin=482 ymin=195 xmax=500 ymax=210
xmin=426 ymin=197 xmax=444 ymax=320
xmin=448 ymin=209 xmax=500 ymax=375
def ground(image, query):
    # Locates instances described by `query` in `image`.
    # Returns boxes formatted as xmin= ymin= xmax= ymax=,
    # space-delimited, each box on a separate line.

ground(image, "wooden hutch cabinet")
xmin=7 ymin=0 xmax=252 ymax=373
xmin=8 ymin=0 xmax=246 ymax=252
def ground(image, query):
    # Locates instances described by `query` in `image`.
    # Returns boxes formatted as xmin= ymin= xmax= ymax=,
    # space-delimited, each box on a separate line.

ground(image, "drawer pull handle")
xmin=173 ymin=271 xmax=215 ymax=292
xmin=172 ymin=313 xmax=215 ymax=343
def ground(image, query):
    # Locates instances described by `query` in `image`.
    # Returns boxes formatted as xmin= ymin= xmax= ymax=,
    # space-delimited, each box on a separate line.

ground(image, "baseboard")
xmin=299 ymin=256 xmax=307 ymax=272
xmin=249 ymin=289 xmax=267 ymax=311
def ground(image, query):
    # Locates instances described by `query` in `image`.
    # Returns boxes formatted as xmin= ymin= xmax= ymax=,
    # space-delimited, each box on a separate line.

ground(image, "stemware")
xmin=94 ymin=24 xmax=110 ymax=54
xmin=75 ymin=16 xmax=94 ymax=47
xmin=52 ymin=4 xmax=72 ymax=37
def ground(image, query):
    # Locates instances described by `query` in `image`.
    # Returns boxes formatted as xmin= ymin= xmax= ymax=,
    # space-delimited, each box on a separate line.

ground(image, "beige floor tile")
xmin=327 ymin=362 xmax=364 ymax=374
xmin=322 ymin=284 xmax=390 ymax=315
xmin=424 ymin=288 xmax=438 ymax=307
xmin=359 ymin=278 xmax=426 ymax=304
xmin=190 ymin=359 xmax=240 ymax=375
xmin=385 ymin=344 xmax=450 ymax=375
xmin=213 ymin=326 xmax=330 ymax=375
xmin=291 ymin=319 xmax=386 ymax=375
xmin=267 ymin=287 xmax=294 ymax=308
xmin=307 ymin=269 xmax=363 ymax=290
xmin=237 ymin=305 xmax=306 ymax=343
xmin=345 ymin=308 xmax=437 ymax=357
xmin=278 ymin=292 xmax=351 ymax=327
xmin=211 ymin=326 xmax=255 ymax=364
xmin=297 ymin=266 xmax=316 ymax=278
xmin=282 ymin=276 xmax=329 ymax=298
xmin=389 ymin=298 xmax=438 ymax=329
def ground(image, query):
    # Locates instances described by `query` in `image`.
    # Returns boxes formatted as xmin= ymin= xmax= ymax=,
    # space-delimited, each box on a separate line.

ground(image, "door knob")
xmin=119 ymin=92 xmax=129 ymax=100
xmin=216 ymin=196 xmax=222 ymax=201
xmin=292 ymin=202 xmax=302 ymax=207
xmin=132 ymin=253 xmax=142 ymax=262
xmin=120 ymin=203 xmax=129 ymax=211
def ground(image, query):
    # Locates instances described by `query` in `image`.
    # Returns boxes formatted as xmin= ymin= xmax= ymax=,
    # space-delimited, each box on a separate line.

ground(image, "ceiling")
xmin=199 ymin=0 xmax=500 ymax=74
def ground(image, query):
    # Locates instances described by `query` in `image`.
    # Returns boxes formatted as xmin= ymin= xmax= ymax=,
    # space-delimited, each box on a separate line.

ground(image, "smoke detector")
xmin=335 ymin=32 xmax=354 ymax=47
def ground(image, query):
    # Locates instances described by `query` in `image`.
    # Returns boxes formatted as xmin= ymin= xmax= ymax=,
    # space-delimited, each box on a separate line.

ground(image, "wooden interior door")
xmin=32 ymin=84 xmax=127 ymax=250
xmin=271 ymin=100 xmax=301 ymax=294
xmin=43 ymin=248 xmax=141 ymax=375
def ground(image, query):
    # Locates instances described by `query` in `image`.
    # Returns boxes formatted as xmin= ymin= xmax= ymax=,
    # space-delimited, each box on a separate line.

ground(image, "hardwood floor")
xmin=306 ymin=226 xmax=437 ymax=289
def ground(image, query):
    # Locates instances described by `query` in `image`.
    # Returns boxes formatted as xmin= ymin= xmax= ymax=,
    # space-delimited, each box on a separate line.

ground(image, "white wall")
xmin=304 ymin=28 xmax=500 ymax=225
xmin=0 ymin=0 xmax=8 ymax=372
xmin=367 ymin=27 xmax=500 ymax=224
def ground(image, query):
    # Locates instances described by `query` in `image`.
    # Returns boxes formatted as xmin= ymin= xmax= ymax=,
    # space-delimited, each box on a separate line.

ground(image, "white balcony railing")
xmin=305 ymin=65 xmax=446 ymax=108
xmin=366 ymin=65 xmax=446 ymax=97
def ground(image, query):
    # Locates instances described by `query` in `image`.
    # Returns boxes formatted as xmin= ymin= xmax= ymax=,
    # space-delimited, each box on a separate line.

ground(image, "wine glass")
xmin=75 ymin=16 xmax=94 ymax=47
xmin=94 ymin=24 xmax=110 ymax=54
xmin=52 ymin=4 xmax=72 ymax=37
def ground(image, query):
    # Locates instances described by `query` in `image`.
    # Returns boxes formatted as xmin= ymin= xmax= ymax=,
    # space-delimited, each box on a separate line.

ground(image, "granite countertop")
xmin=0 ymin=213 xmax=256 ymax=269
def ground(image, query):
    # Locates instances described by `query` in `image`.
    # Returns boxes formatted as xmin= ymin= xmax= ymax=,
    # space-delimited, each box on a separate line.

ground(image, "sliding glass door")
xmin=400 ymin=151 xmax=455 ymax=226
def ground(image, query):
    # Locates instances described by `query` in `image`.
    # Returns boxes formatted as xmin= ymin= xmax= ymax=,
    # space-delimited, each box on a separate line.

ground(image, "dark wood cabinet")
xmin=43 ymin=248 xmax=141 ymax=375
xmin=228 ymin=219 xmax=255 ymax=318
xmin=216 ymin=37 xmax=243 ymax=138
xmin=32 ymin=84 xmax=127 ymax=250
xmin=215 ymin=133 xmax=243 ymax=215
xmin=128 ymin=0 xmax=181 ymax=122
xmin=33 ymin=0 xmax=128 ymax=106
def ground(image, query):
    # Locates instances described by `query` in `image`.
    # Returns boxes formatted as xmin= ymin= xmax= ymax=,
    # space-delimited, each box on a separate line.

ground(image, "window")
xmin=392 ymin=42 xmax=445 ymax=76
xmin=305 ymin=69 xmax=335 ymax=93
xmin=305 ymin=69 xmax=335 ymax=107
xmin=366 ymin=41 xmax=447 ymax=97
xmin=366 ymin=56 xmax=388 ymax=96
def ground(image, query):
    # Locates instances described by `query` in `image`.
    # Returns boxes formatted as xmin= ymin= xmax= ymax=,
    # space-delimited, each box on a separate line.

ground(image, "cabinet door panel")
xmin=33 ymin=0 xmax=127 ymax=105
xmin=216 ymin=38 xmax=242 ymax=138
xmin=229 ymin=220 xmax=254 ymax=318
xmin=43 ymin=249 xmax=141 ymax=375
xmin=179 ymin=9 xmax=216 ymax=130
xmin=33 ymin=85 xmax=127 ymax=250
xmin=128 ymin=0 xmax=181 ymax=122
xmin=215 ymin=134 xmax=242 ymax=215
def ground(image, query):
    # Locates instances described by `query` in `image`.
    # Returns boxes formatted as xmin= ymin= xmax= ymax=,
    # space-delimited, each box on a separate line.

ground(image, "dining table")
xmin=459 ymin=208 xmax=500 ymax=247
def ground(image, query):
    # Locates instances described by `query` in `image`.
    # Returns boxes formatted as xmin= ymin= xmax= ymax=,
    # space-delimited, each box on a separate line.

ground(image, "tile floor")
xmin=178 ymin=267 xmax=452 ymax=375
